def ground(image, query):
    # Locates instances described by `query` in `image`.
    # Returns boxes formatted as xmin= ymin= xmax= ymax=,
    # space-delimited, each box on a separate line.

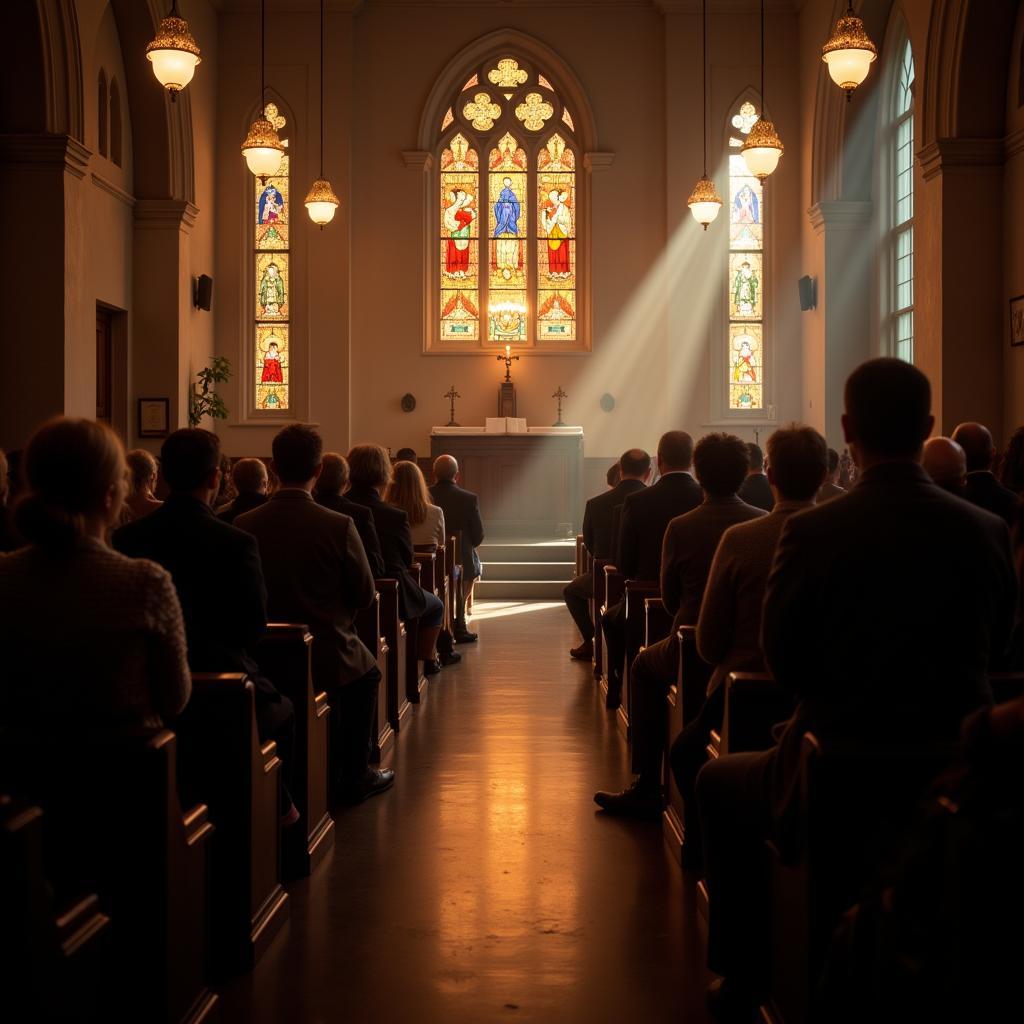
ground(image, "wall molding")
xmin=0 ymin=132 xmax=90 ymax=178
xmin=91 ymin=171 xmax=136 ymax=207
xmin=134 ymin=198 xmax=200 ymax=232
xmin=807 ymin=199 xmax=872 ymax=235
xmin=918 ymin=138 xmax=1006 ymax=181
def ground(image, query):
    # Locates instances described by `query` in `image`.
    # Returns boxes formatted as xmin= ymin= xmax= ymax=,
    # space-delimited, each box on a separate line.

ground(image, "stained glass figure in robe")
xmin=440 ymin=133 xmax=480 ymax=340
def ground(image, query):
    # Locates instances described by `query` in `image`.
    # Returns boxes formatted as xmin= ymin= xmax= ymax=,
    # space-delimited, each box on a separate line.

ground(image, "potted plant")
xmin=188 ymin=356 xmax=232 ymax=428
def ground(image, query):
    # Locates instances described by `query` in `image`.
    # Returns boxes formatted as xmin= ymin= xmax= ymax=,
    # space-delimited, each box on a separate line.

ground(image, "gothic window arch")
xmin=432 ymin=54 xmax=585 ymax=351
xmin=109 ymin=78 xmax=122 ymax=167
xmin=97 ymin=69 xmax=107 ymax=158
xmin=887 ymin=38 xmax=915 ymax=363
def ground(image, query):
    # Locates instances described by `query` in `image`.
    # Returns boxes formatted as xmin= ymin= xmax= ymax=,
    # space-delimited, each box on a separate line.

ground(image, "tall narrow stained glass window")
xmin=435 ymin=55 xmax=580 ymax=349
xmin=727 ymin=101 xmax=764 ymax=411
xmin=891 ymin=41 xmax=915 ymax=363
xmin=254 ymin=103 xmax=290 ymax=411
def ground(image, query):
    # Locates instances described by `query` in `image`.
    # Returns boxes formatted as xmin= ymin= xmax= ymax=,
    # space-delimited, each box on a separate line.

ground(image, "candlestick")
xmin=444 ymin=384 xmax=461 ymax=427
xmin=552 ymin=386 xmax=567 ymax=427
xmin=496 ymin=347 xmax=520 ymax=383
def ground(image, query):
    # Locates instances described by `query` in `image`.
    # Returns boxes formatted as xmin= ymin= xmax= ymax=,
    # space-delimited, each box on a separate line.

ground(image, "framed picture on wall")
xmin=1012 ymin=295 xmax=1024 ymax=347
xmin=138 ymin=397 xmax=170 ymax=437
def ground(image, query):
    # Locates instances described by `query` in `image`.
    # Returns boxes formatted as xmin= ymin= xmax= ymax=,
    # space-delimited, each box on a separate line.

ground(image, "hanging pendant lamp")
xmin=688 ymin=0 xmax=722 ymax=230
xmin=822 ymin=1 xmax=877 ymax=101
xmin=146 ymin=0 xmax=201 ymax=100
xmin=306 ymin=0 xmax=340 ymax=227
xmin=241 ymin=0 xmax=284 ymax=183
xmin=742 ymin=0 xmax=784 ymax=181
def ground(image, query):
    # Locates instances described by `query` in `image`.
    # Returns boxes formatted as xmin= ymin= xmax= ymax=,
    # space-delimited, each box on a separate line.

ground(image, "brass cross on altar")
xmin=444 ymin=385 xmax=461 ymax=427
xmin=552 ymin=386 xmax=568 ymax=427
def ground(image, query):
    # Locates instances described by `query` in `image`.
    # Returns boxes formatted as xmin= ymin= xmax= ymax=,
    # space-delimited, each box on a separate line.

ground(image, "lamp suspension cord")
xmin=702 ymin=0 xmax=708 ymax=175
xmin=320 ymin=0 xmax=325 ymax=177
xmin=760 ymin=0 xmax=765 ymax=109
xmin=260 ymin=0 xmax=266 ymax=106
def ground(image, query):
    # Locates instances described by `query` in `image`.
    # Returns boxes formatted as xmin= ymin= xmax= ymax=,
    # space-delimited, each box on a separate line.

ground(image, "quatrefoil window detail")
xmin=263 ymin=102 xmax=286 ymax=131
xmin=731 ymin=101 xmax=759 ymax=135
xmin=514 ymin=92 xmax=554 ymax=132
xmin=488 ymin=58 xmax=529 ymax=89
xmin=463 ymin=92 xmax=502 ymax=131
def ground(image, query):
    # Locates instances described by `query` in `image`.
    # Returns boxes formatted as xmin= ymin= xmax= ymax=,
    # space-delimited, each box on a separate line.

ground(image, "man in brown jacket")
xmin=238 ymin=424 xmax=394 ymax=803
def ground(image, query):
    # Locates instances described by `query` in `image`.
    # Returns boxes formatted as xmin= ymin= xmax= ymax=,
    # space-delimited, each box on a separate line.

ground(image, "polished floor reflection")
xmin=220 ymin=601 xmax=711 ymax=1022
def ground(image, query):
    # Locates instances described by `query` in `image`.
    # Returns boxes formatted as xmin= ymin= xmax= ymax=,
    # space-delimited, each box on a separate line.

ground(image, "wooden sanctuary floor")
xmin=219 ymin=601 xmax=712 ymax=1023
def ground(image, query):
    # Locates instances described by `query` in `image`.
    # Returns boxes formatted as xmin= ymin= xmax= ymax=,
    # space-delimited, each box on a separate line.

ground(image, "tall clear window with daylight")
xmin=727 ymin=101 xmax=765 ymax=411
xmin=253 ymin=103 xmax=290 ymax=411
xmin=890 ymin=41 xmax=915 ymax=362
xmin=435 ymin=56 xmax=581 ymax=350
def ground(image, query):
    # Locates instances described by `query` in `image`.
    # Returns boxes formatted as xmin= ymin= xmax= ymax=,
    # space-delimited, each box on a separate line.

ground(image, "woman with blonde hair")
xmin=0 ymin=417 xmax=191 ymax=735
xmin=123 ymin=448 xmax=163 ymax=522
xmin=386 ymin=459 xmax=446 ymax=548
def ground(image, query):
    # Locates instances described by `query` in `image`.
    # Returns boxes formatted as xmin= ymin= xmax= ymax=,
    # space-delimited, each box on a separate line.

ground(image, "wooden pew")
xmin=416 ymin=542 xmax=450 ymax=634
xmin=600 ymin=564 xmax=626 ymax=704
xmin=1 ymin=796 xmax=110 ymax=1022
xmin=662 ymin=626 xmax=713 ymax=865
xmin=255 ymin=625 xmax=334 ymax=877
xmin=762 ymin=734 xmax=954 ymax=1024
xmin=620 ymin=580 xmax=661 ymax=737
xmin=376 ymin=579 xmax=410 ymax=732
xmin=356 ymin=592 xmax=393 ymax=763
xmin=591 ymin=557 xmax=613 ymax=683
xmin=445 ymin=534 xmax=459 ymax=630
xmin=989 ymin=671 xmax=1024 ymax=704
xmin=176 ymin=674 xmax=289 ymax=973
xmin=406 ymin=561 xmax=428 ymax=704
xmin=575 ymin=534 xmax=586 ymax=576
xmin=719 ymin=672 xmax=794 ymax=758
xmin=414 ymin=546 xmax=440 ymax=598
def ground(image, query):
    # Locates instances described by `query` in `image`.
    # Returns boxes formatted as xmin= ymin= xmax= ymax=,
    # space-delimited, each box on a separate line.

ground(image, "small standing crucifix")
xmin=444 ymin=384 xmax=461 ymax=427
xmin=496 ymin=344 xmax=520 ymax=383
xmin=552 ymin=386 xmax=568 ymax=427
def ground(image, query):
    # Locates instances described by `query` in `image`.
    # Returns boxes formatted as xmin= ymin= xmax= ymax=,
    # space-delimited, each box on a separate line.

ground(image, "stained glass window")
xmin=435 ymin=55 xmax=581 ymax=349
xmin=254 ymin=103 xmax=290 ymax=412
xmin=727 ymin=102 xmax=764 ymax=411
xmin=891 ymin=41 xmax=915 ymax=363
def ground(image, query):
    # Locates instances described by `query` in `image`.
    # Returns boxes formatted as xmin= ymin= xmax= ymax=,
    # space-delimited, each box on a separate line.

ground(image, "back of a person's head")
xmin=15 ymin=417 xmax=125 ymax=547
xmin=693 ymin=433 xmax=749 ymax=497
xmin=951 ymin=422 xmax=995 ymax=473
xmin=922 ymin=436 xmax=967 ymax=492
xmin=348 ymin=443 xmax=392 ymax=490
xmin=619 ymin=448 xmax=651 ymax=480
xmin=767 ymin=425 xmax=828 ymax=501
xmin=999 ymin=427 xmax=1024 ymax=493
xmin=316 ymin=452 xmax=349 ymax=496
xmin=395 ymin=447 xmax=417 ymax=463
xmin=745 ymin=443 xmax=765 ymax=472
xmin=827 ymin=447 xmax=840 ymax=475
xmin=0 ymin=447 xmax=9 ymax=504
xmin=125 ymin=449 xmax=158 ymax=494
xmin=606 ymin=462 xmax=622 ymax=488
xmin=231 ymin=457 xmax=268 ymax=496
xmin=844 ymin=358 xmax=932 ymax=459
xmin=657 ymin=431 xmax=694 ymax=472
xmin=273 ymin=424 xmax=323 ymax=484
xmin=386 ymin=460 xmax=431 ymax=526
xmin=159 ymin=429 xmax=220 ymax=492
xmin=433 ymin=454 xmax=458 ymax=482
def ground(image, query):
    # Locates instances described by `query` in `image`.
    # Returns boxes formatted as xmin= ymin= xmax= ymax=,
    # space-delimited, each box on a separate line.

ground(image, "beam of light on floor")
xmin=468 ymin=600 xmax=564 ymax=622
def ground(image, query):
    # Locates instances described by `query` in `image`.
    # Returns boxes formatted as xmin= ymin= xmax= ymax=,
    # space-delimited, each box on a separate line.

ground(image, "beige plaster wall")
xmin=1004 ymin=6 xmax=1024 ymax=436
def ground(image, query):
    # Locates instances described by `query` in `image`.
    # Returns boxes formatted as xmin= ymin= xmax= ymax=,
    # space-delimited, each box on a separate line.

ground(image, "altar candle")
xmin=505 ymin=345 xmax=511 ymax=357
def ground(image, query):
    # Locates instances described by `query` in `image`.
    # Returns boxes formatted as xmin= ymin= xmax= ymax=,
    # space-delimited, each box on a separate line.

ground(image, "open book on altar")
xmin=484 ymin=418 xmax=528 ymax=433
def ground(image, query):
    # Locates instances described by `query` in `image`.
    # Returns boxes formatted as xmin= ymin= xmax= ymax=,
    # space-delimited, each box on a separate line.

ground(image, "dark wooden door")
xmin=96 ymin=306 xmax=113 ymax=424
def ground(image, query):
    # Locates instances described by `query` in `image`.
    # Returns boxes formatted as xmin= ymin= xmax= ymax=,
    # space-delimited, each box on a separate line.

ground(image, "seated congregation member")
xmin=238 ymin=426 xmax=394 ymax=803
xmin=595 ymin=433 xmax=765 ymax=818
xmin=0 ymin=448 xmax=18 ymax=552
xmin=430 ymin=455 xmax=485 ymax=643
xmin=738 ymin=442 xmax=774 ymax=511
xmin=602 ymin=431 xmax=702 ymax=700
xmin=348 ymin=444 xmax=446 ymax=673
xmin=395 ymin=447 xmax=417 ymax=463
xmin=387 ymin=460 xmax=446 ymax=548
xmin=817 ymin=447 xmax=845 ymax=503
xmin=0 ymin=418 xmax=190 ymax=737
xmin=607 ymin=461 xmax=622 ymax=488
xmin=998 ymin=425 xmax=1024 ymax=496
xmin=114 ymin=430 xmax=296 ymax=818
xmin=314 ymin=452 xmax=385 ymax=577
xmin=123 ymin=449 xmax=163 ymax=523
xmin=213 ymin=452 xmax=236 ymax=513
xmin=669 ymin=426 xmax=827 ymax=861
xmin=952 ymin=421 xmax=1020 ymax=526
xmin=922 ymin=436 xmax=967 ymax=496
xmin=696 ymin=359 xmax=1017 ymax=1019
xmin=564 ymin=449 xmax=650 ymax=661
xmin=218 ymin=457 xmax=270 ymax=524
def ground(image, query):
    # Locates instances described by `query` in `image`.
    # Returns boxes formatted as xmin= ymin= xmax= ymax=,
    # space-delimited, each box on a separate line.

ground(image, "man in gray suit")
xmin=594 ymin=433 xmax=765 ymax=819
xmin=238 ymin=425 xmax=394 ymax=803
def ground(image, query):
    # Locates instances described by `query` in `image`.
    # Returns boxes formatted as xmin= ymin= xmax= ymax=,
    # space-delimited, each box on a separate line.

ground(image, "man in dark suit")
xmin=952 ymin=421 xmax=1020 ymax=525
xmin=696 ymin=360 xmax=1016 ymax=1018
xmin=238 ymin=426 xmax=394 ymax=803
xmin=595 ymin=433 xmax=765 ymax=818
xmin=217 ymin=457 xmax=269 ymax=524
xmin=113 ymin=429 xmax=297 ymax=816
xmin=563 ymin=449 xmax=650 ymax=660
xmin=738 ymin=442 xmax=774 ymax=511
xmin=601 ymin=431 xmax=702 ymax=705
xmin=313 ymin=452 xmax=385 ymax=576
xmin=430 ymin=455 xmax=485 ymax=643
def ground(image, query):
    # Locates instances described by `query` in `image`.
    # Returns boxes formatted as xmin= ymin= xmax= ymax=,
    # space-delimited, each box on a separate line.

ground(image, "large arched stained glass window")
xmin=435 ymin=55 xmax=581 ymax=350
xmin=254 ymin=103 xmax=290 ymax=411
xmin=727 ymin=101 xmax=765 ymax=411
xmin=890 ymin=41 xmax=915 ymax=363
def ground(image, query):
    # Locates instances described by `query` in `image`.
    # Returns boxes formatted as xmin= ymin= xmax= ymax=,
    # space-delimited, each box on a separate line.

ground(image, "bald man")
xmin=952 ymin=422 xmax=1019 ymax=525
xmin=922 ymin=437 xmax=968 ymax=496
xmin=430 ymin=455 xmax=485 ymax=642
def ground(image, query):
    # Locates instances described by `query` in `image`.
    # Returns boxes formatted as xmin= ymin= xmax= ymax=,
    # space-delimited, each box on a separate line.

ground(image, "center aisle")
xmin=220 ymin=601 xmax=711 ymax=1023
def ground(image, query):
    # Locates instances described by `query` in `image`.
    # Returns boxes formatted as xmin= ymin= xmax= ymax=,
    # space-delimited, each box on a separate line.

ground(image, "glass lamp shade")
xmin=146 ymin=16 xmax=201 ymax=94
xmin=241 ymin=118 xmax=285 ymax=180
xmin=305 ymin=178 xmax=340 ymax=225
xmin=741 ymin=118 xmax=784 ymax=180
xmin=687 ymin=175 xmax=722 ymax=230
xmin=822 ymin=11 xmax=877 ymax=97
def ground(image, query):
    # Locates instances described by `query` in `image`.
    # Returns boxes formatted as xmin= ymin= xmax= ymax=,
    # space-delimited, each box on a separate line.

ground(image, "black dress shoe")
xmin=423 ymin=657 xmax=442 ymax=677
xmin=706 ymin=978 xmax=758 ymax=1023
xmin=593 ymin=781 xmax=663 ymax=821
xmin=439 ymin=650 xmax=462 ymax=666
xmin=338 ymin=768 xmax=395 ymax=804
xmin=454 ymin=629 xmax=478 ymax=643
xmin=570 ymin=641 xmax=594 ymax=660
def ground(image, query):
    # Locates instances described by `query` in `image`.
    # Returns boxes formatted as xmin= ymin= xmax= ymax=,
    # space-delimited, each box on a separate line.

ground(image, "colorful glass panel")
xmin=536 ymin=134 xmax=576 ymax=341
xmin=488 ymin=58 xmax=528 ymax=89
xmin=729 ymin=253 xmax=762 ymax=320
xmin=440 ymin=134 xmax=480 ymax=341
xmin=488 ymin=135 xmax=528 ymax=342
xmin=728 ymin=324 xmax=762 ymax=411
xmin=254 ymin=107 xmax=289 ymax=411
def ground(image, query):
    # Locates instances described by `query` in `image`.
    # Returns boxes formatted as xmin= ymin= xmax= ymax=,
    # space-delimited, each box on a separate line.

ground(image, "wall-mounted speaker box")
xmin=798 ymin=275 xmax=817 ymax=312
xmin=193 ymin=274 xmax=213 ymax=311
